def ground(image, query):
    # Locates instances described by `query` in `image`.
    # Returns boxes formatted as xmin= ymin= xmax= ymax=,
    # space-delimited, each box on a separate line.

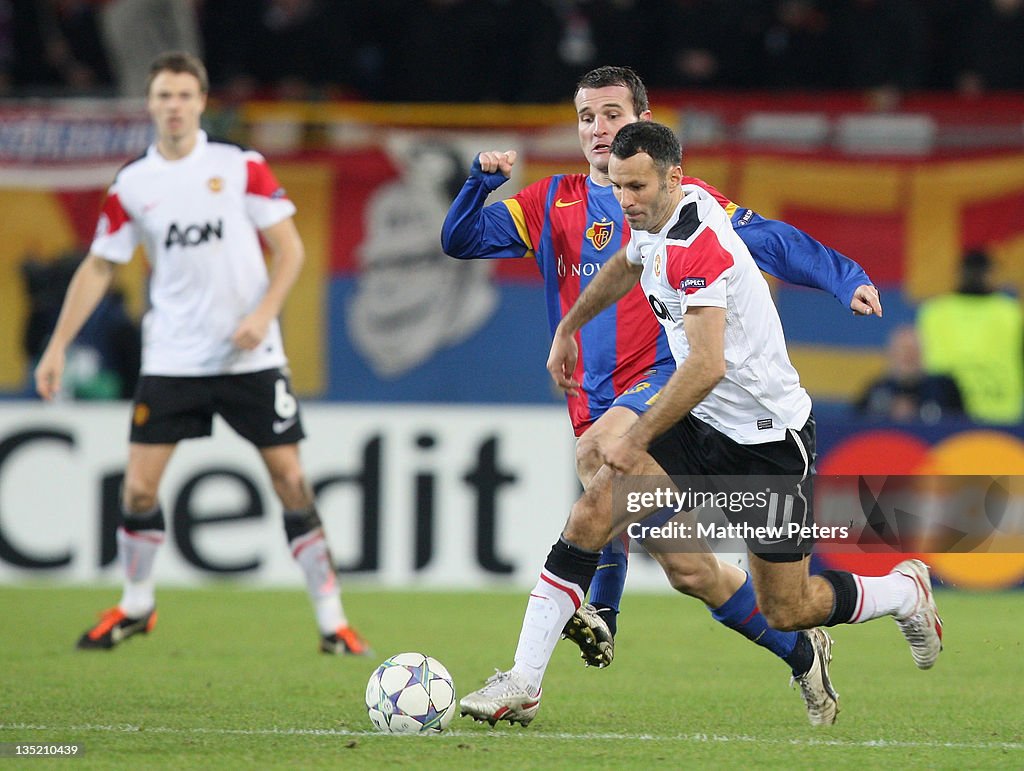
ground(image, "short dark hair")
xmin=610 ymin=121 xmax=682 ymax=174
xmin=959 ymin=248 xmax=993 ymax=294
xmin=574 ymin=66 xmax=649 ymax=117
xmin=147 ymin=51 xmax=209 ymax=95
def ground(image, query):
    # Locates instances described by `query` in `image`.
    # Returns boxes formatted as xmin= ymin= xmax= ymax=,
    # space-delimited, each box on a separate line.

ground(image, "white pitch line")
xmin=2 ymin=723 xmax=1021 ymax=752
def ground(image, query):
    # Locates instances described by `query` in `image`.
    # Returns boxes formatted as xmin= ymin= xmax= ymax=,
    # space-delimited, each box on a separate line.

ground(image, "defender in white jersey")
xmin=34 ymin=52 xmax=369 ymax=656
xmin=458 ymin=122 xmax=942 ymax=728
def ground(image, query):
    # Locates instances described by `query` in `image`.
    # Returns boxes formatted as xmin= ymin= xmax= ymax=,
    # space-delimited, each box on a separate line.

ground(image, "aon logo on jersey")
xmin=648 ymin=293 xmax=676 ymax=322
xmin=165 ymin=219 xmax=224 ymax=248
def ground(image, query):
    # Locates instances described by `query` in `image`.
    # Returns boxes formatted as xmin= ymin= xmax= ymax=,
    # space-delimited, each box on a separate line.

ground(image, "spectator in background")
xmin=200 ymin=0 xmax=352 ymax=100
xmin=97 ymin=0 xmax=202 ymax=97
xmin=22 ymin=250 xmax=141 ymax=399
xmin=758 ymin=0 xmax=836 ymax=89
xmin=917 ymin=0 xmax=977 ymax=90
xmin=830 ymin=0 xmax=926 ymax=108
xmin=33 ymin=0 xmax=112 ymax=92
xmin=0 ymin=0 xmax=13 ymax=92
xmin=957 ymin=0 xmax=1024 ymax=95
xmin=646 ymin=0 xmax=759 ymax=89
xmin=854 ymin=325 xmax=963 ymax=424
xmin=372 ymin=0 xmax=564 ymax=103
xmin=918 ymin=249 xmax=1024 ymax=424
xmin=581 ymin=0 xmax=657 ymax=82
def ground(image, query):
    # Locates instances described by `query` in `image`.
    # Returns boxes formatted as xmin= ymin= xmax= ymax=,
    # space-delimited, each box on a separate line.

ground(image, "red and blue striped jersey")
xmin=442 ymin=165 xmax=870 ymax=435
xmin=505 ymin=174 xmax=671 ymax=433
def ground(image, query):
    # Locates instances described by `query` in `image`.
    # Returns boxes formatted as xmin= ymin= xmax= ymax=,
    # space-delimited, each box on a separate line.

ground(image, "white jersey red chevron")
xmin=90 ymin=130 xmax=295 ymax=376
xmin=625 ymin=184 xmax=811 ymax=444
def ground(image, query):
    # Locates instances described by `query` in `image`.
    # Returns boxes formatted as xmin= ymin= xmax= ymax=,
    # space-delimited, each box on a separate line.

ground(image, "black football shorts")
xmin=647 ymin=413 xmax=816 ymax=563
xmin=129 ymin=368 xmax=305 ymax=447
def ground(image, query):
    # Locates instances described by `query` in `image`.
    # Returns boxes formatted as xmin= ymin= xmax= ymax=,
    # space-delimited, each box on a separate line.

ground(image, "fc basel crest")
xmin=585 ymin=219 xmax=615 ymax=250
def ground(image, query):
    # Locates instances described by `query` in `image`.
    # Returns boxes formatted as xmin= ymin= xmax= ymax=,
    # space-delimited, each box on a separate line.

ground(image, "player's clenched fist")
xmin=477 ymin=150 xmax=517 ymax=178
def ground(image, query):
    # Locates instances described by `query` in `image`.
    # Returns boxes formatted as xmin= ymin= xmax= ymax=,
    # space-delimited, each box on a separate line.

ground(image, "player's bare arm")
xmin=476 ymin=150 xmax=517 ymax=177
xmin=34 ymin=253 xmax=116 ymax=400
xmin=548 ymin=248 xmax=641 ymax=395
xmin=232 ymin=217 xmax=305 ymax=350
xmin=851 ymin=284 xmax=882 ymax=316
xmin=603 ymin=305 xmax=726 ymax=473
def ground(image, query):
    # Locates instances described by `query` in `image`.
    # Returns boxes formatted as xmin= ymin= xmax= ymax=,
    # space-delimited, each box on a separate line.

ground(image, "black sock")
xmin=820 ymin=569 xmax=859 ymax=626
xmin=593 ymin=603 xmax=619 ymax=637
xmin=544 ymin=536 xmax=600 ymax=595
xmin=784 ymin=630 xmax=814 ymax=676
xmin=121 ymin=506 xmax=165 ymax=533
xmin=283 ymin=507 xmax=322 ymax=542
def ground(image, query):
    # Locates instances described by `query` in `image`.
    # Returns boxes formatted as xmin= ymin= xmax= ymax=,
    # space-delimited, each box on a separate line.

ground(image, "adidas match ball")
xmin=365 ymin=652 xmax=456 ymax=734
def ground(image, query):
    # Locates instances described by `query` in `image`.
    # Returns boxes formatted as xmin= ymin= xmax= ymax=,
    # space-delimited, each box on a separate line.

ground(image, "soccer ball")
xmin=365 ymin=652 xmax=456 ymax=734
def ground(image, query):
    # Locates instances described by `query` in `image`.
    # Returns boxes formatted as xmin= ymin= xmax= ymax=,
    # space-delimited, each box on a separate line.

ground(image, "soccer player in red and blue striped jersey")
xmin=444 ymin=66 xmax=881 ymax=725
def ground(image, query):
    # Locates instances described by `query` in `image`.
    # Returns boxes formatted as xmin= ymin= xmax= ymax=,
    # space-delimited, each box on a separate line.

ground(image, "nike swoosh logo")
xmin=555 ymin=198 xmax=583 ymax=208
xmin=272 ymin=417 xmax=297 ymax=434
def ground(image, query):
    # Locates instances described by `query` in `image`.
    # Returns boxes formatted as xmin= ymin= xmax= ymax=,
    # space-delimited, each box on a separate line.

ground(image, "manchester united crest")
xmin=207 ymin=176 xmax=224 ymax=193
xmin=585 ymin=219 xmax=614 ymax=250
xmin=133 ymin=403 xmax=150 ymax=426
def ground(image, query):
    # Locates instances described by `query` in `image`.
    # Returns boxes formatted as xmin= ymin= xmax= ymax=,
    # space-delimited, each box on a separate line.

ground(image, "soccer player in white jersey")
xmin=459 ymin=121 xmax=942 ymax=727
xmin=34 ymin=51 xmax=370 ymax=656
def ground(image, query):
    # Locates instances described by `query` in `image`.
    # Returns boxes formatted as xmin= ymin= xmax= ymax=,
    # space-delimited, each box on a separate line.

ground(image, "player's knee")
xmin=122 ymin=479 xmax=158 ymax=513
xmin=574 ymin=433 xmax=603 ymax=485
xmin=563 ymin=497 xmax=608 ymax=552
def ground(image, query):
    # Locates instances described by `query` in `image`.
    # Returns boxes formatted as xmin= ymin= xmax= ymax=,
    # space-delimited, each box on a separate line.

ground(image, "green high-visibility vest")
xmin=918 ymin=293 xmax=1023 ymax=424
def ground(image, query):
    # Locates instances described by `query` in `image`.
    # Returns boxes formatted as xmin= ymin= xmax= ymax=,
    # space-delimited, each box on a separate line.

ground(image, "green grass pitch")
xmin=2 ymin=585 xmax=1022 ymax=769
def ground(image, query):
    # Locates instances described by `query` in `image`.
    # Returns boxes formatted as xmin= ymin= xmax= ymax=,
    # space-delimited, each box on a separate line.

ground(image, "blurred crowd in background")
xmin=2 ymin=0 xmax=1024 ymax=102
xmin=3 ymin=0 xmax=1023 ymax=427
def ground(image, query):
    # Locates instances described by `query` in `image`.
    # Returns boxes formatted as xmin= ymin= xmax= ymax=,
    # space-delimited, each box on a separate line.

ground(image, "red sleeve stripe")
xmin=99 ymin=192 xmax=130 ymax=235
xmin=245 ymin=158 xmax=286 ymax=198
xmin=665 ymin=228 xmax=733 ymax=294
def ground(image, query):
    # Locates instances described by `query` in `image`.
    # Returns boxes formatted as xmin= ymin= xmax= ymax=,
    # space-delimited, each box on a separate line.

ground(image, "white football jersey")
xmin=625 ymin=185 xmax=811 ymax=444
xmin=89 ymin=131 xmax=296 ymax=376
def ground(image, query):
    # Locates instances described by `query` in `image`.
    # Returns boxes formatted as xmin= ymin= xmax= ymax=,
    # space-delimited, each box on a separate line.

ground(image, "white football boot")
xmin=459 ymin=669 xmax=542 ymax=727
xmin=790 ymin=628 xmax=840 ymax=726
xmin=892 ymin=559 xmax=944 ymax=669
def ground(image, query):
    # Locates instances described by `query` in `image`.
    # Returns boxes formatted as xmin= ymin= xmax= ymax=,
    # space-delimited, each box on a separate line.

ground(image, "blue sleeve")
xmin=732 ymin=210 xmax=872 ymax=307
xmin=441 ymin=156 xmax=531 ymax=260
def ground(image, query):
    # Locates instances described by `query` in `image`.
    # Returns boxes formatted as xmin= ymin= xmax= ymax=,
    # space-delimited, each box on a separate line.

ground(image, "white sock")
xmin=849 ymin=572 xmax=918 ymax=623
xmin=290 ymin=530 xmax=346 ymax=634
xmin=117 ymin=526 xmax=164 ymax=617
xmin=511 ymin=569 xmax=584 ymax=692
